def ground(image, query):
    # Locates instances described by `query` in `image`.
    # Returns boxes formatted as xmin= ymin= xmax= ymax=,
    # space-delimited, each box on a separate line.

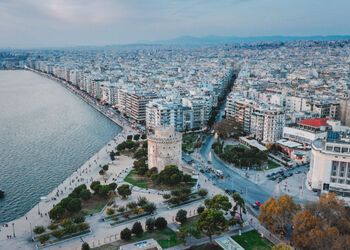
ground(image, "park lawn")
xmin=180 ymin=216 xmax=203 ymax=239
xmin=232 ymin=230 xmax=273 ymax=250
xmin=124 ymin=170 xmax=196 ymax=191
xmin=124 ymin=170 xmax=149 ymax=189
xmin=266 ymin=159 xmax=280 ymax=170
xmin=132 ymin=228 xmax=181 ymax=248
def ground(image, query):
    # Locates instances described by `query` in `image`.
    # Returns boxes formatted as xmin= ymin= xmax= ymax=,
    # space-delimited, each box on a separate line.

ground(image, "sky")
xmin=0 ymin=0 xmax=349 ymax=48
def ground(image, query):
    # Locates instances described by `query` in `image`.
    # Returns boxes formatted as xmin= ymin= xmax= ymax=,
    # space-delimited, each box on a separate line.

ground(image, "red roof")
xmin=298 ymin=118 xmax=329 ymax=128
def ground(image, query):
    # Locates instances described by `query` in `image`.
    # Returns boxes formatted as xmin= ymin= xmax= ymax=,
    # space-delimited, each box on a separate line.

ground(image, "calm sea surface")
xmin=0 ymin=70 xmax=121 ymax=223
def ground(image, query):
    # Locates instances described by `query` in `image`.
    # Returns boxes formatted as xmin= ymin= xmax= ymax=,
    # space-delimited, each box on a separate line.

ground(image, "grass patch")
xmin=124 ymin=170 xmax=149 ymax=189
xmin=266 ymin=159 xmax=280 ymax=170
xmin=232 ymin=230 xmax=273 ymax=250
xmin=124 ymin=170 xmax=196 ymax=191
xmin=180 ymin=216 xmax=203 ymax=239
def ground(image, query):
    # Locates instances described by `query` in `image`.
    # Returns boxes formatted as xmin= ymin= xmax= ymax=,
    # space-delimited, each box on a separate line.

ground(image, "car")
xmin=277 ymin=177 xmax=283 ymax=183
xmin=252 ymin=201 xmax=262 ymax=209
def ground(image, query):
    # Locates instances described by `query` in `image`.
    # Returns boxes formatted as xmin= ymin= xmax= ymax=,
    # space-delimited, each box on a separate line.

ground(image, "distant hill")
xmin=143 ymin=35 xmax=350 ymax=45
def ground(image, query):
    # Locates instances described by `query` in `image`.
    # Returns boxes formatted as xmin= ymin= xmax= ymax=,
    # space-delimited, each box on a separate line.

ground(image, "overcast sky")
xmin=0 ymin=0 xmax=349 ymax=48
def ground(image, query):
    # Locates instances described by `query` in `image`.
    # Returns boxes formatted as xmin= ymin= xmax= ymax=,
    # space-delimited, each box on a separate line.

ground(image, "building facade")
xmin=308 ymin=132 xmax=350 ymax=196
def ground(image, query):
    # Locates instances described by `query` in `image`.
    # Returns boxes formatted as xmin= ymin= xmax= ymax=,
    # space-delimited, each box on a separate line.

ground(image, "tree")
xmin=102 ymin=164 xmax=109 ymax=171
xmin=156 ymin=165 xmax=183 ymax=185
xmin=80 ymin=189 xmax=91 ymax=201
xmin=90 ymin=181 xmax=101 ymax=192
xmin=232 ymin=192 xmax=246 ymax=222
xmin=155 ymin=217 xmax=168 ymax=230
xmin=117 ymin=143 xmax=126 ymax=151
xmin=198 ymin=188 xmax=208 ymax=197
xmin=98 ymin=185 xmax=111 ymax=197
xmin=133 ymin=134 xmax=140 ymax=141
xmin=214 ymin=117 xmax=244 ymax=139
xmin=292 ymin=193 xmax=350 ymax=250
xmin=145 ymin=218 xmax=155 ymax=231
xmin=197 ymin=206 xmax=205 ymax=214
xmin=197 ymin=208 xmax=228 ymax=242
xmin=131 ymin=222 xmax=144 ymax=236
xmin=120 ymin=228 xmax=132 ymax=241
xmin=204 ymin=194 xmax=232 ymax=211
xmin=33 ymin=226 xmax=45 ymax=234
xmin=117 ymin=184 xmax=132 ymax=199
xmin=127 ymin=135 xmax=133 ymax=140
xmin=99 ymin=169 xmax=104 ymax=175
xmin=176 ymin=209 xmax=188 ymax=225
xmin=49 ymin=205 xmax=65 ymax=220
xmin=110 ymin=151 xmax=115 ymax=161
xmin=141 ymin=134 xmax=147 ymax=140
xmin=143 ymin=202 xmax=156 ymax=213
xmin=259 ymin=195 xmax=300 ymax=235
xmin=81 ymin=242 xmax=91 ymax=250
xmin=66 ymin=198 xmax=82 ymax=212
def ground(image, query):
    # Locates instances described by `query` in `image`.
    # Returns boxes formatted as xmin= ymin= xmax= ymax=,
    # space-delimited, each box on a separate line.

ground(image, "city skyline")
xmin=1 ymin=0 xmax=350 ymax=48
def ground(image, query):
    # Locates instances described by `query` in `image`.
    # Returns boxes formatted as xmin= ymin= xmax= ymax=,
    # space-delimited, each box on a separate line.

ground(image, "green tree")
xmin=102 ymin=165 xmax=109 ymax=171
xmin=197 ymin=206 xmax=205 ymax=214
xmin=49 ymin=205 xmax=65 ymax=220
xmin=66 ymin=198 xmax=81 ymax=212
xmin=176 ymin=209 xmax=188 ymax=225
xmin=204 ymin=194 xmax=232 ymax=211
xmin=33 ymin=226 xmax=45 ymax=234
xmin=117 ymin=184 xmax=132 ymax=199
xmin=120 ymin=228 xmax=132 ymax=241
xmin=80 ymin=189 xmax=91 ymax=201
xmin=109 ymin=151 xmax=115 ymax=161
xmin=131 ymin=222 xmax=144 ymax=236
xmin=81 ymin=242 xmax=91 ymax=250
xmin=98 ymin=185 xmax=111 ymax=197
xmin=143 ymin=202 xmax=156 ymax=213
xmin=90 ymin=181 xmax=101 ymax=192
xmin=133 ymin=134 xmax=140 ymax=141
xmin=197 ymin=208 xmax=228 ymax=242
xmin=198 ymin=188 xmax=208 ymax=197
xmin=155 ymin=217 xmax=168 ymax=230
xmin=145 ymin=218 xmax=155 ymax=231
xmin=157 ymin=165 xmax=183 ymax=185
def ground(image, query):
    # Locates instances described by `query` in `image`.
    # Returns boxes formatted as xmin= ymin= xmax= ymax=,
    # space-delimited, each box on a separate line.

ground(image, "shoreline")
xmin=0 ymin=69 xmax=138 ymax=249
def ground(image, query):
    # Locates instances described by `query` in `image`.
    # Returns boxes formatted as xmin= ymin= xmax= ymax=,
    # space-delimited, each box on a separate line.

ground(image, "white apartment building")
xmin=308 ymin=132 xmax=350 ymax=196
xmin=251 ymin=108 xmax=285 ymax=144
xmin=285 ymin=96 xmax=311 ymax=112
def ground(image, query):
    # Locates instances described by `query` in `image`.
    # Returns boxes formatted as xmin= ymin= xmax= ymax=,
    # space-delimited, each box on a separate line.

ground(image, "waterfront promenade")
xmin=0 ymin=70 xmax=140 ymax=249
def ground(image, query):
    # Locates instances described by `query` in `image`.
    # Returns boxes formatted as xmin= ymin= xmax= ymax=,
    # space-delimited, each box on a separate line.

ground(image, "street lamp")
xmin=12 ymin=223 xmax=15 ymax=237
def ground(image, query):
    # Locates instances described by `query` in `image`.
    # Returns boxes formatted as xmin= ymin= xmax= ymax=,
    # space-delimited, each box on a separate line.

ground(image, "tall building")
xmin=117 ymin=88 xmax=157 ymax=123
xmin=250 ymin=108 xmax=285 ymax=143
xmin=148 ymin=126 xmax=182 ymax=172
xmin=308 ymin=131 xmax=350 ymax=196
xmin=339 ymin=93 xmax=350 ymax=126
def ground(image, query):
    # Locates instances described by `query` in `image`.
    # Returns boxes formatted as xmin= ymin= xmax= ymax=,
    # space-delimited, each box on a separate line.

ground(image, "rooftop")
xmin=298 ymin=118 xmax=330 ymax=128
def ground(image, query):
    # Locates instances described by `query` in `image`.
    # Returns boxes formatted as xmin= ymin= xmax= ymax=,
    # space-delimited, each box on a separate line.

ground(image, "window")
xmin=331 ymin=178 xmax=337 ymax=183
xmin=334 ymin=147 xmax=341 ymax=153
xmin=342 ymin=147 xmax=349 ymax=153
xmin=332 ymin=161 xmax=338 ymax=168
xmin=338 ymin=179 xmax=344 ymax=184
xmin=326 ymin=146 xmax=333 ymax=151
